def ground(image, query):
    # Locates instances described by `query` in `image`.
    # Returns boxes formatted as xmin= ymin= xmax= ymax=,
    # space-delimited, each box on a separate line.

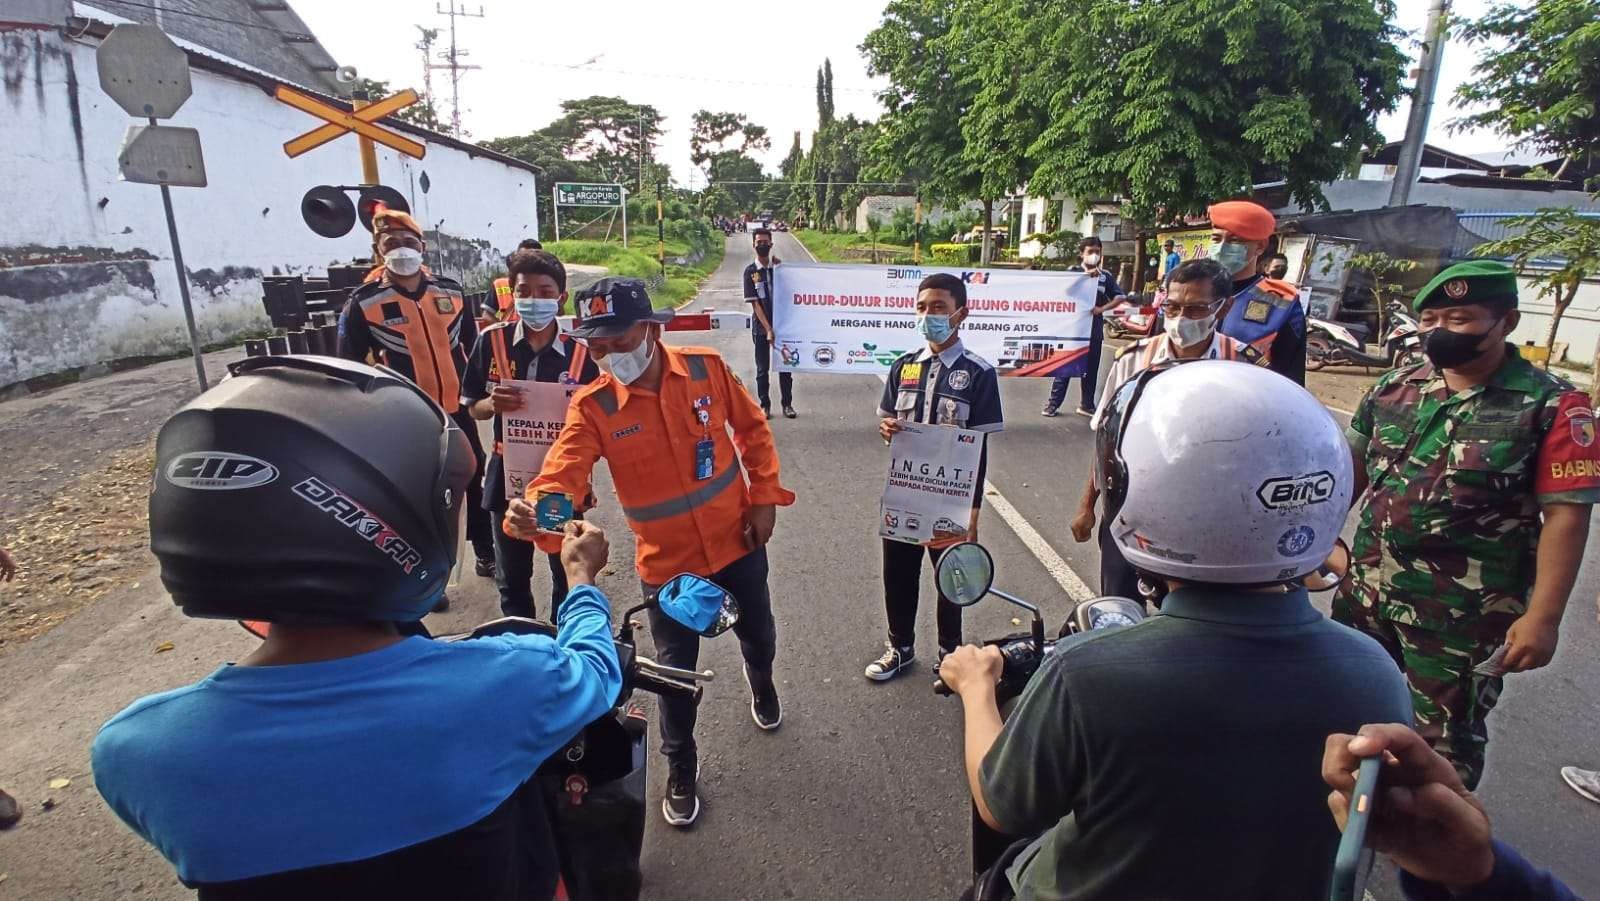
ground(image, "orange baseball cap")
xmin=1206 ymin=201 xmax=1276 ymax=241
xmin=372 ymin=204 xmax=423 ymax=239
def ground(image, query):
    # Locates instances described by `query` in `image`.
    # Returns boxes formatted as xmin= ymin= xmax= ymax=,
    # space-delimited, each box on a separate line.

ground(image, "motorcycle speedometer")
xmin=1089 ymin=610 xmax=1138 ymax=629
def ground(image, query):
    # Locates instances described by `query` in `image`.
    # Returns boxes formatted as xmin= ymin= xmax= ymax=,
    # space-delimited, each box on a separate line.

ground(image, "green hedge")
xmin=929 ymin=243 xmax=979 ymax=265
xmin=544 ymin=234 xmax=724 ymax=310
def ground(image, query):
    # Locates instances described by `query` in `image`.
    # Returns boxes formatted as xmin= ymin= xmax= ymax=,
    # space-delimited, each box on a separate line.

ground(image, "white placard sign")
xmin=501 ymin=379 xmax=581 ymax=499
xmin=771 ymin=263 xmax=1097 ymax=376
xmin=880 ymin=423 xmax=984 ymax=546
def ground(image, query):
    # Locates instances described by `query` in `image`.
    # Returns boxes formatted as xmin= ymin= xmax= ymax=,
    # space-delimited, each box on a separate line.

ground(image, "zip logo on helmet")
xmin=1256 ymin=471 xmax=1336 ymax=510
xmin=165 ymin=453 xmax=278 ymax=490
xmin=292 ymin=477 xmax=424 ymax=575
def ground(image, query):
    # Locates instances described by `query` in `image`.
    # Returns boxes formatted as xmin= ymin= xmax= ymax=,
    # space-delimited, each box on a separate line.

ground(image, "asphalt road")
xmin=0 ymin=233 xmax=1596 ymax=899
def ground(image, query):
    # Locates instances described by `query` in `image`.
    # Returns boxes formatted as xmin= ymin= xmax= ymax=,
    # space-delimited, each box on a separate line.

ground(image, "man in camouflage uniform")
xmin=1334 ymin=260 xmax=1600 ymax=790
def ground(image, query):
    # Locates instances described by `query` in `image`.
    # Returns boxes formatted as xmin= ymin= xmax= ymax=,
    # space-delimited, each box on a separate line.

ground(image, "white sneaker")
xmin=1561 ymin=766 xmax=1600 ymax=805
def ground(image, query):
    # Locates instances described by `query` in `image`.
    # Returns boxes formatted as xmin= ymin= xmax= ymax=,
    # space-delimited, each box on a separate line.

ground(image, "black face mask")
xmin=755 ymin=243 xmax=772 ymax=256
xmin=1422 ymin=321 xmax=1499 ymax=369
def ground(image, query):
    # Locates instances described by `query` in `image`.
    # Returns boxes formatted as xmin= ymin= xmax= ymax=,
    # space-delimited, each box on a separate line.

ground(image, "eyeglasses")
xmin=1159 ymin=300 xmax=1222 ymax=320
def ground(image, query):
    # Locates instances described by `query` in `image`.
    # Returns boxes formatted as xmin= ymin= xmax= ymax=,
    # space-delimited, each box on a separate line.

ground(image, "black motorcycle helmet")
xmin=150 ymin=355 xmax=475 ymax=623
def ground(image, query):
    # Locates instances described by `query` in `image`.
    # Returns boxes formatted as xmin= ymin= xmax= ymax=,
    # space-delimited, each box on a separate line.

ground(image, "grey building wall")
xmin=1306 ymin=179 xmax=1600 ymax=215
xmin=85 ymin=0 xmax=336 ymax=90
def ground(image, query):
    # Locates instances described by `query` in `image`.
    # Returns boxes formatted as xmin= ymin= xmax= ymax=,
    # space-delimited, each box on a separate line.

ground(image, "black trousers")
xmin=451 ymin=407 xmax=496 ymax=563
xmin=882 ymin=539 xmax=963 ymax=652
xmin=1097 ymin=515 xmax=1142 ymax=600
xmin=644 ymin=548 xmax=778 ymax=765
xmin=492 ymin=505 xmax=569 ymax=620
xmin=752 ymin=332 xmax=792 ymax=409
xmin=1048 ymin=314 xmax=1103 ymax=410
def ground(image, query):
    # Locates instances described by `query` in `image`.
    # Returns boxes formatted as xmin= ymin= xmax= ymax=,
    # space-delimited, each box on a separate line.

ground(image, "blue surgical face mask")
xmin=1209 ymin=241 xmax=1251 ymax=275
xmin=515 ymin=297 xmax=560 ymax=329
xmin=918 ymin=313 xmax=955 ymax=344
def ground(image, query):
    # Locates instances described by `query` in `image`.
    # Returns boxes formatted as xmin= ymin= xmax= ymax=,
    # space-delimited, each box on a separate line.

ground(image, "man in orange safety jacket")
xmin=505 ymin=277 xmax=795 ymax=830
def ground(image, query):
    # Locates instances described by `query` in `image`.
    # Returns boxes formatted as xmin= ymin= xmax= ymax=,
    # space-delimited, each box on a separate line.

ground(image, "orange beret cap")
xmin=372 ymin=205 xmax=424 ymax=239
xmin=1206 ymin=201 xmax=1276 ymax=241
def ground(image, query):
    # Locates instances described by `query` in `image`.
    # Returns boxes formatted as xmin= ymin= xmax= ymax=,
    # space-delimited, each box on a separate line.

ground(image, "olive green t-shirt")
xmin=978 ymin=588 xmax=1411 ymax=900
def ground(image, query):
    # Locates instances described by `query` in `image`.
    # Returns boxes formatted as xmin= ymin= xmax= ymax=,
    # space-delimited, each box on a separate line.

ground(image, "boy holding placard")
xmin=866 ymin=273 xmax=1005 ymax=681
xmin=462 ymin=249 xmax=600 ymax=619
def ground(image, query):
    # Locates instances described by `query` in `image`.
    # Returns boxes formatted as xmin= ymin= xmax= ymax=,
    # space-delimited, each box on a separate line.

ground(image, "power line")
xmin=502 ymin=58 xmax=879 ymax=96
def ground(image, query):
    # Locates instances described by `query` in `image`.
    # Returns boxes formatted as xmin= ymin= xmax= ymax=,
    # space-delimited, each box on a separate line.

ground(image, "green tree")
xmin=706 ymin=151 xmax=768 ymax=214
xmin=1473 ymin=209 xmax=1600 ymax=374
xmin=690 ymin=111 xmax=772 ymax=168
xmin=1452 ymin=0 xmax=1600 ymax=185
xmin=552 ymin=96 xmax=664 ymax=191
xmin=1011 ymin=0 xmax=1405 ymax=219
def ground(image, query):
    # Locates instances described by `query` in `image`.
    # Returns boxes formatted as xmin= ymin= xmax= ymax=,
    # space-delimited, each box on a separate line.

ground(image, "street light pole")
xmin=1388 ymin=0 xmax=1451 ymax=207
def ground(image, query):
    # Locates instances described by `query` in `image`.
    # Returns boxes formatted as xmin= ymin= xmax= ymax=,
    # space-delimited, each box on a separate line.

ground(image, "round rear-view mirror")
xmin=935 ymin=542 xmax=995 ymax=607
xmin=1302 ymin=538 xmax=1351 ymax=593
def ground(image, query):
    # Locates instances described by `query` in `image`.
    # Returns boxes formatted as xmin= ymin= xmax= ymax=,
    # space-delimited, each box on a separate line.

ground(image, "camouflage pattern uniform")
xmin=1334 ymin=348 xmax=1600 ymax=789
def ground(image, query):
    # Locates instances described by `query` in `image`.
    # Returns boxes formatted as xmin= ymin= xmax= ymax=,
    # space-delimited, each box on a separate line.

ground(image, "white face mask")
xmin=515 ymin=298 xmax=561 ymax=330
xmin=1165 ymin=309 xmax=1218 ymax=348
xmin=600 ymin=333 xmax=654 ymax=384
xmin=383 ymin=247 xmax=423 ymax=277
xmin=1083 ymin=253 xmax=1102 ymax=268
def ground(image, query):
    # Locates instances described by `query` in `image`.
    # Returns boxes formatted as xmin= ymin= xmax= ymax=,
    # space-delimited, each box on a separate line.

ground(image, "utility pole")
xmin=415 ymin=26 xmax=438 ymax=117
xmin=431 ymin=1 xmax=483 ymax=136
xmin=1388 ymin=0 xmax=1450 ymax=207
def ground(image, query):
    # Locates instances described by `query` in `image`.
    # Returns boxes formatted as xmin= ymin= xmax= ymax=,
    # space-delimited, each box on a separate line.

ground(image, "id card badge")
xmin=694 ymin=438 xmax=715 ymax=480
xmin=535 ymin=491 xmax=574 ymax=532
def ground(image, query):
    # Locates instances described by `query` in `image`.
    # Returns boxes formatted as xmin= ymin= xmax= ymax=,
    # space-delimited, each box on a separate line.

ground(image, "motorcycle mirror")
xmin=1301 ymin=538 xmax=1351 ymax=593
xmin=935 ymin=542 xmax=995 ymax=607
xmin=656 ymin=573 xmax=740 ymax=637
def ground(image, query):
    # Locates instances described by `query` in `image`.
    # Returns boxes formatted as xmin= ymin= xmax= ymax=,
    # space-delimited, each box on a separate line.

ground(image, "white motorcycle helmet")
xmin=1095 ymin=360 xmax=1352 ymax=585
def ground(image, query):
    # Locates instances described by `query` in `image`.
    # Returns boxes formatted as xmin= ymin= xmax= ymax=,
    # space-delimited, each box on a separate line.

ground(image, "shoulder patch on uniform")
xmin=959 ymin=350 xmax=996 ymax=371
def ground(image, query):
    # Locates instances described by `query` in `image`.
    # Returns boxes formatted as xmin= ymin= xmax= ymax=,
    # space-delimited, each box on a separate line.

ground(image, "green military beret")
xmin=1413 ymin=260 xmax=1519 ymax=313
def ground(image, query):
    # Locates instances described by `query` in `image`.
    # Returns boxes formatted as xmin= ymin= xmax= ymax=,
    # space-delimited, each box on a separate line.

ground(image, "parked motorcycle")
xmin=929 ymin=540 xmax=1351 ymax=893
xmin=1306 ymin=300 xmax=1420 ymax=371
xmin=241 ymin=572 xmax=738 ymax=901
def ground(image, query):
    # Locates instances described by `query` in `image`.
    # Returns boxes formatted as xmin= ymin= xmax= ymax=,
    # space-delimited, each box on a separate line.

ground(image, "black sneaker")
xmin=782 ymin=405 xmax=797 ymax=419
xmin=663 ymin=761 xmax=700 ymax=827
xmin=1075 ymin=406 xmax=1095 ymax=417
xmin=744 ymin=665 xmax=782 ymax=731
xmin=1041 ymin=406 xmax=1060 ymax=417
xmin=475 ymin=557 xmax=496 ymax=578
xmin=864 ymin=643 xmax=915 ymax=681
xmin=762 ymin=407 xmax=773 ymax=420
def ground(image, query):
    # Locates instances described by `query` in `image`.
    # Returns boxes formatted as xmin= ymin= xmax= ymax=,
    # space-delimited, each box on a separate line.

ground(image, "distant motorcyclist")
xmin=938 ymin=360 xmax=1412 ymax=900
xmin=92 ymin=356 xmax=622 ymax=900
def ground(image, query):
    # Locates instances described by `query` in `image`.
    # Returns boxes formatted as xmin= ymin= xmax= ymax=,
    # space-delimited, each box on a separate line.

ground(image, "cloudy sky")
xmin=295 ymin=0 xmax=1515 ymax=186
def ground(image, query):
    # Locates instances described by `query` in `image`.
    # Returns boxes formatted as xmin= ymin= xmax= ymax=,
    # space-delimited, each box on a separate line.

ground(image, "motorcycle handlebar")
xmin=632 ymin=669 xmax=703 ymax=703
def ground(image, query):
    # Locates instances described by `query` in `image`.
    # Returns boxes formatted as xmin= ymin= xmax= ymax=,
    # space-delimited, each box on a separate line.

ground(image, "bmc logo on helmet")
xmin=1256 ymin=471 xmax=1336 ymax=510
xmin=292 ymin=477 xmax=423 ymax=574
xmin=165 ymin=453 xmax=278 ymax=490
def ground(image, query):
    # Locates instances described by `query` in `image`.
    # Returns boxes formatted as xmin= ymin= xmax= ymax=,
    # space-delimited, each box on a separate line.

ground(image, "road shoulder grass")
xmin=546 ymin=238 xmax=725 ymax=309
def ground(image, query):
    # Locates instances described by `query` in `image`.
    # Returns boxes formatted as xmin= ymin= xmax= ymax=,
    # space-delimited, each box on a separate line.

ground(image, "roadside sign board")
xmin=556 ymin=183 xmax=624 ymax=206
xmin=118 ymin=125 xmax=207 ymax=187
xmin=95 ymin=24 xmax=192 ymax=119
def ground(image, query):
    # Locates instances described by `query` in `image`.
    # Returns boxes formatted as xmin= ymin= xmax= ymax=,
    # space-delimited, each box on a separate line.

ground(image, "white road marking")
xmin=982 ymin=479 xmax=1096 ymax=602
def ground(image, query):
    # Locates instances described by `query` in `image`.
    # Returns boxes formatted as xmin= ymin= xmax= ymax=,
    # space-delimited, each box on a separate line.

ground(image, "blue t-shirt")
xmin=91 ymin=585 xmax=622 ymax=885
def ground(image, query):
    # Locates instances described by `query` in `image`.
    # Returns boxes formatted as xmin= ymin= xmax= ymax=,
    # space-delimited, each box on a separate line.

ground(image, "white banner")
xmin=501 ymin=379 xmax=581 ymax=500
xmin=880 ymin=423 xmax=984 ymax=546
xmin=771 ymin=263 xmax=1098 ymax=376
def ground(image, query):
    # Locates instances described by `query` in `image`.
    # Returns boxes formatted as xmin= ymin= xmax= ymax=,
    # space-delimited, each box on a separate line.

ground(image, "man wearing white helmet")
xmin=938 ymin=361 xmax=1412 ymax=900
xmin=1068 ymin=258 xmax=1267 ymax=599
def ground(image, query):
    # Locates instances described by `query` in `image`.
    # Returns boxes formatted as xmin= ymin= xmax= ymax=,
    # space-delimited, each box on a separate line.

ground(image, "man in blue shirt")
xmin=92 ymin=356 xmax=622 ymax=900
xmin=939 ymin=361 xmax=1411 ymax=900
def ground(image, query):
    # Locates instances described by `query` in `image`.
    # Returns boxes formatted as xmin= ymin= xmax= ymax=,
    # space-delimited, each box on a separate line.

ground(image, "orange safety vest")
xmin=355 ymin=282 xmax=468 ymax=413
xmin=482 ymin=277 xmax=518 ymax=327
xmin=528 ymin=345 xmax=796 ymax=583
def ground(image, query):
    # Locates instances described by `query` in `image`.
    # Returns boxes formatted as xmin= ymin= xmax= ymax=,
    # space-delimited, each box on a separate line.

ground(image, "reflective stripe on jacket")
xmin=355 ymin=282 xmax=469 ymax=413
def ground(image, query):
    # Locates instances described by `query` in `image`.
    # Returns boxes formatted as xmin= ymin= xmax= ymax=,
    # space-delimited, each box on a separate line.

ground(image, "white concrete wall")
xmin=1307 ymin=179 xmax=1600 ymax=216
xmin=0 ymin=27 xmax=539 ymax=386
xmin=1508 ymin=276 xmax=1600 ymax=367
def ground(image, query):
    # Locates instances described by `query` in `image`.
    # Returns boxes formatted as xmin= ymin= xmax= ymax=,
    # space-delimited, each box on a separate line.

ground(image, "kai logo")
xmin=580 ymin=294 xmax=611 ymax=319
xmin=1256 ymin=471 xmax=1337 ymax=510
xmin=165 ymin=453 xmax=278 ymax=490
xmin=961 ymin=271 xmax=990 ymax=284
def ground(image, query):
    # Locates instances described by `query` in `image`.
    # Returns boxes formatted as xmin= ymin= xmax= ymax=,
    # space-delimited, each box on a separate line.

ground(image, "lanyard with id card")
xmin=693 ymin=394 xmax=715 ymax=480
